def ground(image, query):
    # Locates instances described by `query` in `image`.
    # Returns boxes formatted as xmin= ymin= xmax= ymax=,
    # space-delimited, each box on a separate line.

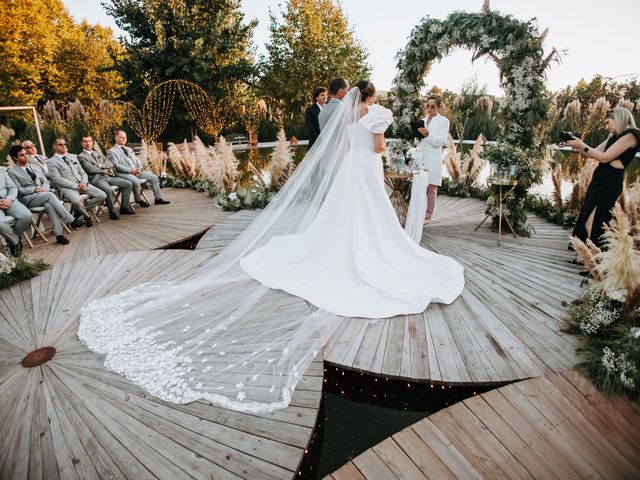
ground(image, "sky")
xmin=63 ymin=0 xmax=640 ymax=95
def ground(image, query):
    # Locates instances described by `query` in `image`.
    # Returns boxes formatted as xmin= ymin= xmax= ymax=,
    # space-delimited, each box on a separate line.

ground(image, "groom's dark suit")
xmin=305 ymin=103 xmax=321 ymax=148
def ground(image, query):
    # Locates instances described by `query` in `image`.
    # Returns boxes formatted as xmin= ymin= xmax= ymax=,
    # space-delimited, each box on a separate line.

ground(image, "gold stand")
xmin=384 ymin=170 xmax=414 ymax=226
xmin=475 ymin=179 xmax=518 ymax=245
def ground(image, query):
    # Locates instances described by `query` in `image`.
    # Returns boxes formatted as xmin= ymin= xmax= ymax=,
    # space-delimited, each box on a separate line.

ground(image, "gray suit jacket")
xmin=8 ymin=164 xmax=50 ymax=197
xmin=0 ymin=167 xmax=19 ymax=200
xmin=47 ymin=154 xmax=88 ymax=190
xmin=108 ymin=145 xmax=144 ymax=174
xmin=28 ymin=154 xmax=49 ymax=175
xmin=319 ymin=98 xmax=343 ymax=131
xmin=78 ymin=149 xmax=117 ymax=180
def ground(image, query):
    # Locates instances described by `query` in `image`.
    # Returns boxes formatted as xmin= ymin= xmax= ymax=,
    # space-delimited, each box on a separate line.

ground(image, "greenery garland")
xmin=391 ymin=6 xmax=557 ymax=232
xmin=390 ymin=8 xmax=554 ymax=148
xmin=0 ymin=253 xmax=48 ymax=289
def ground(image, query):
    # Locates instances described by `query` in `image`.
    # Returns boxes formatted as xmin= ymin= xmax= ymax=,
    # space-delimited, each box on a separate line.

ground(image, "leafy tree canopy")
xmin=105 ymin=0 xmax=257 ymax=104
xmin=260 ymin=0 xmax=371 ymax=117
xmin=0 ymin=0 xmax=125 ymax=108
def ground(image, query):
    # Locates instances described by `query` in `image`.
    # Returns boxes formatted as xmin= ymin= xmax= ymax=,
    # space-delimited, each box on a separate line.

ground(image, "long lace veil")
xmin=79 ymin=88 xmax=364 ymax=413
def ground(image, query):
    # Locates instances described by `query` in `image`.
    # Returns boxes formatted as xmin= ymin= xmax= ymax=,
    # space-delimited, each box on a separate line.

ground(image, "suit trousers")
xmin=0 ymin=200 xmax=32 ymax=246
xmin=117 ymin=171 xmax=162 ymax=201
xmin=91 ymin=175 xmax=133 ymax=212
xmin=20 ymin=192 xmax=74 ymax=236
xmin=59 ymin=185 xmax=107 ymax=216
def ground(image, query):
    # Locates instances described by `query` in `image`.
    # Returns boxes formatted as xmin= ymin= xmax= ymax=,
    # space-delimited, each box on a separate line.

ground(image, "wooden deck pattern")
xmin=326 ymin=370 xmax=640 ymax=480
xmin=195 ymin=209 xmax=257 ymax=254
xmin=196 ymin=196 xmax=583 ymax=385
xmin=0 ymin=250 xmax=322 ymax=480
xmin=23 ymin=187 xmax=230 ymax=265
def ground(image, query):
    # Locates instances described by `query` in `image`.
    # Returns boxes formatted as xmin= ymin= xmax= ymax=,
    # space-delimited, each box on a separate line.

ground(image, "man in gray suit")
xmin=21 ymin=140 xmax=49 ymax=175
xmin=108 ymin=130 xmax=170 ymax=206
xmin=8 ymin=145 xmax=85 ymax=245
xmin=319 ymin=77 xmax=350 ymax=131
xmin=47 ymin=137 xmax=107 ymax=226
xmin=78 ymin=135 xmax=135 ymax=220
xmin=0 ymin=159 xmax=32 ymax=256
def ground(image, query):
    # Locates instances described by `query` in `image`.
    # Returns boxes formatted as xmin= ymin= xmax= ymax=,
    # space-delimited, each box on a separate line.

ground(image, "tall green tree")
xmin=105 ymin=0 xmax=257 ymax=105
xmin=260 ymin=0 xmax=371 ymax=119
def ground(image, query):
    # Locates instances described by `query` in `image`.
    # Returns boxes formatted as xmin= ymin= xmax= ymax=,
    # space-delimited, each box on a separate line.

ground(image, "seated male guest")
xmin=47 ymin=137 xmax=107 ymax=226
xmin=108 ymin=130 xmax=170 ymax=206
xmin=78 ymin=135 xmax=135 ymax=219
xmin=0 ymin=163 xmax=32 ymax=256
xmin=21 ymin=140 xmax=49 ymax=175
xmin=8 ymin=145 xmax=84 ymax=244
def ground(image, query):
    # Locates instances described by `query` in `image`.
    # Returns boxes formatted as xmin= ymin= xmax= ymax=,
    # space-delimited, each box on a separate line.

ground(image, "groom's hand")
xmin=418 ymin=127 xmax=429 ymax=137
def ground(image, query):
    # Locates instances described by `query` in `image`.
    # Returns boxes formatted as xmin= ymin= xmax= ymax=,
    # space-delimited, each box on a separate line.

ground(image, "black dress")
xmin=572 ymin=128 xmax=640 ymax=248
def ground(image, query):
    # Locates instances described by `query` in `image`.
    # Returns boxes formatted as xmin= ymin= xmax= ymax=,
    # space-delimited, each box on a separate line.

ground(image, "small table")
xmin=384 ymin=170 xmax=415 ymax=225
xmin=474 ymin=178 xmax=518 ymax=245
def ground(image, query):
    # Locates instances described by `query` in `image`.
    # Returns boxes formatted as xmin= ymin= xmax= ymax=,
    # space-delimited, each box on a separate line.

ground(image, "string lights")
xmin=125 ymin=79 xmax=227 ymax=143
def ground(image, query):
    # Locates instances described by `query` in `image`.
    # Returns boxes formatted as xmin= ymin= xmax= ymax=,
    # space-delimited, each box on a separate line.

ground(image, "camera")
xmin=559 ymin=131 xmax=581 ymax=142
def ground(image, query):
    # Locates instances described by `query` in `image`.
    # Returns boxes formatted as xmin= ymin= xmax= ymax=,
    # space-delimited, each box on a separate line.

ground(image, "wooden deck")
xmin=0 ymin=250 xmax=322 ymax=480
xmin=326 ymin=370 xmax=640 ymax=480
xmin=23 ymin=187 xmax=230 ymax=265
xmin=196 ymin=196 xmax=583 ymax=385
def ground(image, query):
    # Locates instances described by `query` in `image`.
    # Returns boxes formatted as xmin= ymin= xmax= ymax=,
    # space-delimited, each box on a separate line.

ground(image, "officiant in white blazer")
xmin=108 ymin=130 xmax=170 ymax=207
xmin=417 ymin=94 xmax=450 ymax=223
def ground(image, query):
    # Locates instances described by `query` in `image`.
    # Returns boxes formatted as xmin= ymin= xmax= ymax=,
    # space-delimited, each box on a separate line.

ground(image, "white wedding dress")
xmin=78 ymin=89 xmax=464 ymax=413
xmin=240 ymin=106 xmax=464 ymax=318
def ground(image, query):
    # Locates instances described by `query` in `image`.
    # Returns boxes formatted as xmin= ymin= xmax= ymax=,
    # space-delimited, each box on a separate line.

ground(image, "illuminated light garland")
xmin=125 ymin=79 xmax=227 ymax=143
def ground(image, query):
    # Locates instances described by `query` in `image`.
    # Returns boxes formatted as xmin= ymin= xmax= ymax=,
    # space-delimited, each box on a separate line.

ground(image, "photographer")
xmin=567 ymin=107 xmax=640 ymax=250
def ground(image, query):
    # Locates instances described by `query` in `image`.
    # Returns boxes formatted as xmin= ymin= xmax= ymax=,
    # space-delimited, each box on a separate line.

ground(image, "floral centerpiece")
xmin=383 ymin=139 xmax=423 ymax=173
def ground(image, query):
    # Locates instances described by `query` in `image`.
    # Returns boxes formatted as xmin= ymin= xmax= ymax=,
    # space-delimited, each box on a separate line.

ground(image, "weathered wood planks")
xmin=23 ymin=188 xmax=230 ymax=266
xmin=326 ymin=370 xmax=640 ymax=480
xmin=196 ymin=196 xmax=582 ymax=384
xmin=0 ymin=251 xmax=322 ymax=480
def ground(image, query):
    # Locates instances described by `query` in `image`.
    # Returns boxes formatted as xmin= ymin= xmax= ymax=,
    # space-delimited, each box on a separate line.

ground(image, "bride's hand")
xmin=418 ymin=127 xmax=429 ymax=137
xmin=374 ymin=134 xmax=385 ymax=153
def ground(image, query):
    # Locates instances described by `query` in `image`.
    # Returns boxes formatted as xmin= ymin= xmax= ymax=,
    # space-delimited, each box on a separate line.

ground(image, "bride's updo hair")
xmin=357 ymin=80 xmax=376 ymax=102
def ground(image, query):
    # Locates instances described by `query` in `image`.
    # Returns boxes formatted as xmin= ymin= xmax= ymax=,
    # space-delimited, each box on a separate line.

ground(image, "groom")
xmin=319 ymin=77 xmax=350 ymax=131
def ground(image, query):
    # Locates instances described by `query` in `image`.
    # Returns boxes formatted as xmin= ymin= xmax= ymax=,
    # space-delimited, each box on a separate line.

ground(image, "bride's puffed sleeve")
xmin=361 ymin=104 xmax=394 ymax=134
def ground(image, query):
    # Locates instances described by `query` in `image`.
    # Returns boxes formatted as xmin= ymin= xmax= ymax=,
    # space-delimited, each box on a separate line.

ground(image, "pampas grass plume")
xmin=268 ymin=129 xmax=293 ymax=190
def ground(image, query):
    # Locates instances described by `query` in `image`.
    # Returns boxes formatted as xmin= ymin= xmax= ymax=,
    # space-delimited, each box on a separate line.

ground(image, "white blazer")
xmin=417 ymin=114 xmax=450 ymax=186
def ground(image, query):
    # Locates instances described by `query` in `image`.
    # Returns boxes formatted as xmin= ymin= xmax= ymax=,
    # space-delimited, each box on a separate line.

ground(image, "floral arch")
xmin=390 ymin=4 xmax=557 ymax=152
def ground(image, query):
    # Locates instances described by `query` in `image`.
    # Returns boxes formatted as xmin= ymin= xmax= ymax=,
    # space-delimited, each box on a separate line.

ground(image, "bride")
xmin=79 ymin=81 xmax=464 ymax=413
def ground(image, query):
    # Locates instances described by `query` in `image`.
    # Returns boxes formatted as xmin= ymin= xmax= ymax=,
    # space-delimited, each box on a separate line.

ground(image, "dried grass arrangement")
xmin=166 ymin=142 xmax=188 ymax=178
xmin=213 ymin=136 xmax=239 ymax=195
xmin=268 ymin=129 xmax=293 ymax=190
xmin=568 ymin=158 xmax=598 ymax=210
xmin=137 ymin=140 xmax=166 ymax=176
xmin=443 ymin=134 xmax=462 ymax=182
xmin=193 ymin=136 xmax=217 ymax=183
xmin=566 ymin=181 xmax=640 ymax=399
xmin=460 ymin=133 xmax=486 ymax=184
